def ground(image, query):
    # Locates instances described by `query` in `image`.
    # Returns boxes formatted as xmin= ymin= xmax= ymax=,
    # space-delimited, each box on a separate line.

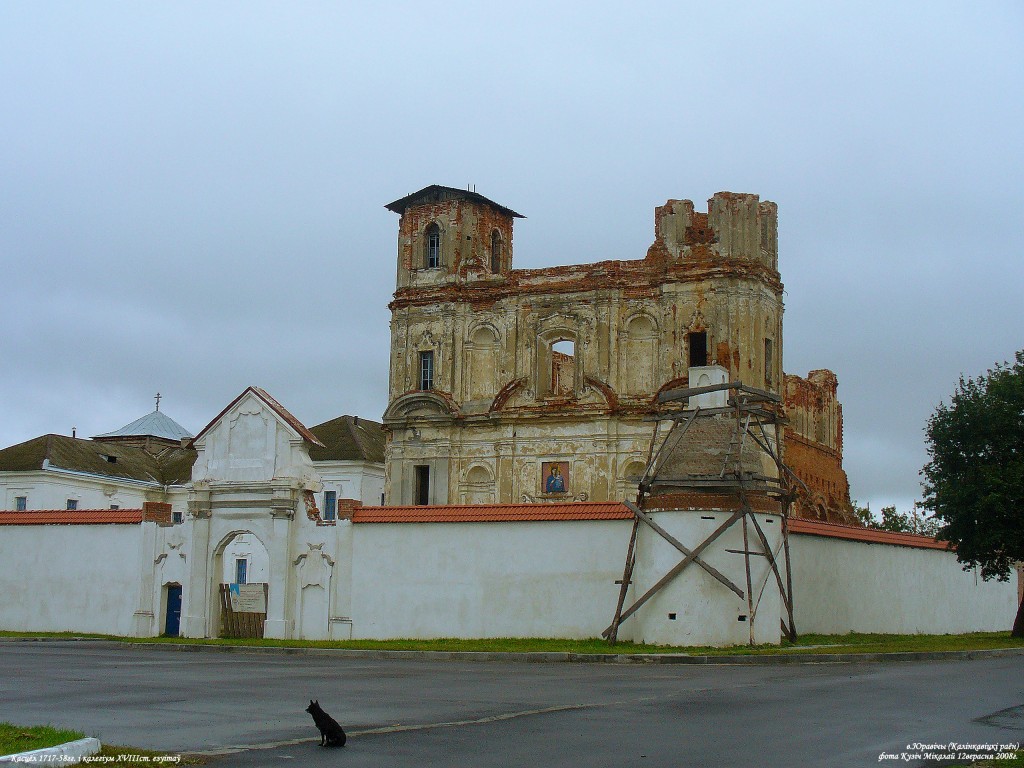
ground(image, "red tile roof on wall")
xmin=352 ymin=502 xmax=634 ymax=524
xmin=0 ymin=509 xmax=144 ymax=525
xmin=788 ymin=518 xmax=952 ymax=550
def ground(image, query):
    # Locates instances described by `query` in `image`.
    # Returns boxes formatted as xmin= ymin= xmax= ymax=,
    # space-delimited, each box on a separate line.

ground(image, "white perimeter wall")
xmin=349 ymin=520 xmax=630 ymax=639
xmin=790 ymin=533 xmax=1019 ymax=634
xmin=0 ymin=524 xmax=143 ymax=635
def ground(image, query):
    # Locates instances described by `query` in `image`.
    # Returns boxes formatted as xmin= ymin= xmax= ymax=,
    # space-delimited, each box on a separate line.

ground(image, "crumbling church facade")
xmin=382 ymin=185 xmax=852 ymax=522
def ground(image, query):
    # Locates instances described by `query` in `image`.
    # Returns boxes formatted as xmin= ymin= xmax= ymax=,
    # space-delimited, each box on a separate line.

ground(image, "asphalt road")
xmin=0 ymin=642 xmax=1020 ymax=767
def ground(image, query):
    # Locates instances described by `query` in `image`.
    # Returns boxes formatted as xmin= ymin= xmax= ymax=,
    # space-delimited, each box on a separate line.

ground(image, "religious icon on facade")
xmin=542 ymin=461 xmax=569 ymax=494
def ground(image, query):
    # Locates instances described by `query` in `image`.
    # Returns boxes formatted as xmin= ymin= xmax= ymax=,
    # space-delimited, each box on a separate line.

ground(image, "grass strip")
xmin=1 ymin=630 xmax=1022 ymax=656
xmin=0 ymin=722 xmax=85 ymax=756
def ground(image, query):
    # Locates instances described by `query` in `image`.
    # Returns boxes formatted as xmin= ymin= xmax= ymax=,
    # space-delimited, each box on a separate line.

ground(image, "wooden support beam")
xmin=624 ymin=501 xmax=745 ymax=600
xmin=608 ymin=517 xmax=640 ymax=645
xmin=747 ymin=514 xmax=793 ymax=619
xmin=601 ymin=508 xmax=746 ymax=638
xmin=644 ymin=407 xmax=700 ymax=484
xmin=657 ymin=381 xmax=742 ymax=403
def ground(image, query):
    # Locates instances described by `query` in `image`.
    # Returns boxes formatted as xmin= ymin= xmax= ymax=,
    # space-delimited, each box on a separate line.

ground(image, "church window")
xmin=490 ymin=230 xmax=502 ymax=273
xmin=324 ymin=490 xmax=337 ymax=521
xmin=109 ymin=504 xmax=119 ymax=510
xmin=414 ymin=465 xmax=430 ymax=505
xmin=235 ymin=558 xmax=248 ymax=585
xmin=419 ymin=350 xmax=434 ymax=391
xmin=425 ymin=223 xmax=441 ymax=268
xmin=764 ymin=338 xmax=774 ymax=389
xmin=15 ymin=496 xmax=26 ymax=511
xmin=688 ymin=331 xmax=708 ymax=368
xmin=66 ymin=499 xmax=78 ymax=510
xmin=551 ymin=339 xmax=576 ymax=395
xmin=173 ymin=509 xmax=183 ymax=524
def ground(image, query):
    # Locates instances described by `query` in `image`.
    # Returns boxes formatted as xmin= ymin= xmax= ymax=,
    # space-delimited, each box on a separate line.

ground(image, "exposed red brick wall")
xmin=337 ymin=498 xmax=362 ymax=521
xmin=783 ymin=371 xmax=856 ymax=524
xmin=142 ymin=501 xmax=172 ymax=527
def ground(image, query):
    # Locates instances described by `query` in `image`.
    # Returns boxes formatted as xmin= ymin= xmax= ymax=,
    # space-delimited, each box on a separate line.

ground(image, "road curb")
xmin=0 ymin=737 xmax=101 ymax=765
xmin=4 ymin=636 xmax=1024 ymax=664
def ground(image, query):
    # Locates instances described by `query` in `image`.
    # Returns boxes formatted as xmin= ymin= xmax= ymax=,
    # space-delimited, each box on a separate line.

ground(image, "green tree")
xmin=921 ymin=351 xmax=1024 ymax=638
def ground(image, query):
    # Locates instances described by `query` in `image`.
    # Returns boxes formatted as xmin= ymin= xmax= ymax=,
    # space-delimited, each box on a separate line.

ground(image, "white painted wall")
xmin=317 ymin=461 xmax=385 ymax=507
xmin=0 ymin=524 xmax=144 ymax=635
xmin=221 ymin=533 xmax=270 ymax=584
xmin=0 ymin=471 xmax=188 ymax=519
xmin=349 ymin=520 xmax=631 ymax=640
xmin=790 ymin=533 xmax=1019 ymax=634
xmin=631 ymin=511 xmax=783 ymax=646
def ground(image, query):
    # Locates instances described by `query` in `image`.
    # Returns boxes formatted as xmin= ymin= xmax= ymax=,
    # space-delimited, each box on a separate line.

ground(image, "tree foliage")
xmin=921 ymin=351 xmax=1024 ymax=636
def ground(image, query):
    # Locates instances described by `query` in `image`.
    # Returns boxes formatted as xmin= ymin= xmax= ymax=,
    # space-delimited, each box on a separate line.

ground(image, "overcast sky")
xmin=2 ymin=2 xmax=1021 ymax=514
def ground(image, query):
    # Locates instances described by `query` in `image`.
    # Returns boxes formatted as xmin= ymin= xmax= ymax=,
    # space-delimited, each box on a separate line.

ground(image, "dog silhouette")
xmin=305 ymin=699 xmax=347 ymax=747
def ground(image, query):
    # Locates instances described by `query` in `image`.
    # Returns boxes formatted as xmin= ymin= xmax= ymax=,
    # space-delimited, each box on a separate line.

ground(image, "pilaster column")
xmin=182 ymin=490 xmax=211 ymax=638
xmin=264 ymin=486 xmax=297 ymax=639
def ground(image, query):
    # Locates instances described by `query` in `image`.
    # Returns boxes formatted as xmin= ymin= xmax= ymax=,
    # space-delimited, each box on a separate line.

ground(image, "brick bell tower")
xmin=385 ymin=185 xmax=524 ymax=290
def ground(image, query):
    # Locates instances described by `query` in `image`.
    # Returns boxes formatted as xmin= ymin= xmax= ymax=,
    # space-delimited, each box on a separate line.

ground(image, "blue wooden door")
xmin=164 ymin=585 xmax=182 ymax=637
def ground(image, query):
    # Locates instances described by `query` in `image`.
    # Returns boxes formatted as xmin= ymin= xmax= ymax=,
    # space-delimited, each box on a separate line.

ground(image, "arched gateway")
xmin=177 ymin=387 xmax=343 ymax=640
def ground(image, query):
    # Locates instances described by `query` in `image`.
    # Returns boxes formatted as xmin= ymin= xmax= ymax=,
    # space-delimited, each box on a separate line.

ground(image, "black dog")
xmin=305 ymin=699 xmax=347 ymax=747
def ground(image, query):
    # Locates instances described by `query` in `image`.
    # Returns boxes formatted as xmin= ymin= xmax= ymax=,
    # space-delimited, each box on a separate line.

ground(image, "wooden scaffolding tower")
xmin=605 ymin=380 xmax=809 ymax=645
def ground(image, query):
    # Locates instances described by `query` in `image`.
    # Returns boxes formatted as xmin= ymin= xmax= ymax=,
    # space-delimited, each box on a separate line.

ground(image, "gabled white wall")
xmin=191 ymin=391 xmax=320 ymax=487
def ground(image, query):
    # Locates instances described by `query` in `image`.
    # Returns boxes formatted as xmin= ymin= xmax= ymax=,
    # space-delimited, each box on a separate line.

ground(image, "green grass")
xmin=0 ymin=722 xmax=85 ymax=755
xmin=1 ymin=629 xmax=1022 ymax=656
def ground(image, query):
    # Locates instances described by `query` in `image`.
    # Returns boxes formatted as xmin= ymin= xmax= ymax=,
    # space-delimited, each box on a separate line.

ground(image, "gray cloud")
xmin=2 ymin=2 xmax=1021 ymax=513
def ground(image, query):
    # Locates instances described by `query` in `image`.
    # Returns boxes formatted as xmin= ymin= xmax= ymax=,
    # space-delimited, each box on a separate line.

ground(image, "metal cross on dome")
xmin=155 ymin=392 xmax=162 ymax=412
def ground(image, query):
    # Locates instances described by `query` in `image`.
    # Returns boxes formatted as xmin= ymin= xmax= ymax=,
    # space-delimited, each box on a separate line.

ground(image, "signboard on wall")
xmin=228 ymin=583 xmax=267 ymax=613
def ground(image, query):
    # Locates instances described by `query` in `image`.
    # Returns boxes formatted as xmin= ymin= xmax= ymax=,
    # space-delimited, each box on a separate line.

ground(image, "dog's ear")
xmin=310 ymin=700 xmax=315 ymax=706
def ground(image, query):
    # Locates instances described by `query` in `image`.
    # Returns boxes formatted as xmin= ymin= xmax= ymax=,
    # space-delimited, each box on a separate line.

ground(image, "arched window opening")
xmin=551 ymin=339 xmax=576 ymax=395
xmin=490 ymin=230 xmax=502 ymax=273
xmin=425 ymin=223 xmax=441 ymax=269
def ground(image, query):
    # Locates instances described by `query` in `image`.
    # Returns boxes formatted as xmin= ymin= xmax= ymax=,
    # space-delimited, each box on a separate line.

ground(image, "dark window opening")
xmin=15 ymin=496 xmax=27 ymax=511
xmin=172 ymin=509 xmax=183 ymax=524
xmin=105 ymin=455 xmax=117 ymax=463
xmin=109 ymin=504 xmax=119 ymax=510
xmin=425 ymin=223 xmax=441 ymax=269
xmin=419 ymin=350 xmax=434 ymax=391
xmin=688 ymin=331 xmax=708 ymax=367
xmin=235 ymin=558 xmax=248 ymax=585
xmin=66 ymin=499 xmax=78 ymax=511
xmin=324 ymin=490 xmax=337 ymax=521
xmin=764 ymin=338 xmax=774 ymax=389
xmin=490 ymin=230 xmax=501 ymax=273
xmin=414 ymin=465 xmax=430 ymax=506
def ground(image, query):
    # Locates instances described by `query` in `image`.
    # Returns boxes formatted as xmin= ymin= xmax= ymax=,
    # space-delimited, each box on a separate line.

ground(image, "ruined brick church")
xmin=381 ymin=185 xmax=854 ymax=524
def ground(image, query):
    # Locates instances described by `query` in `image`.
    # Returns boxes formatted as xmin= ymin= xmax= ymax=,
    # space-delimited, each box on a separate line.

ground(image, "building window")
xmin=550 ymin=339 xmax=576 ymax=395
xmin=324 ymin=490 xmax=337 ymax=521
xmin=425 ymin=223 xmax=441 ymax=269
xmin=688 ymin=331 xmax=708 ymax=368
xmin=490 ymin=230 xmax=502 ymax=273
xmin=66 ymin=499 xmax=78 ymax=511
xmin=414 ymin=465 xmax=430 ymax=506
xmin=15 ymin=496 xmax=27 ymax=511
xmin=235 ymin=558 xmax=248 ymax=585
xmin=109 ymin=504 xmax=119 ymax=510
xmin=764 ymin=338 xmax=774 ymax=389
xmin=172 ymin=509 xmax=183 ymax=524
xmin=419 ymin=350 xmax=434 ymax=391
